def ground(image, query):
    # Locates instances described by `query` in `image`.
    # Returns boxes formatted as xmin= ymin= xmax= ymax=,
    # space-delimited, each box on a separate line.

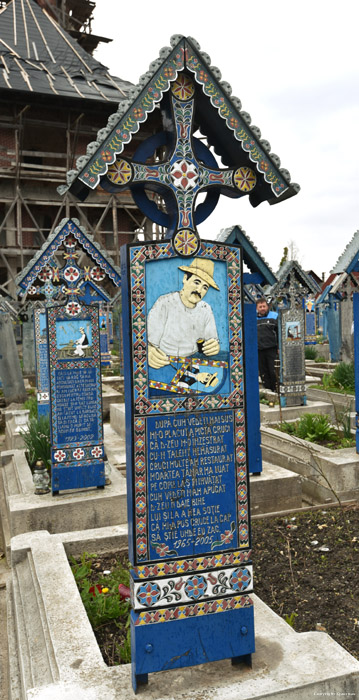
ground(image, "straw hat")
xmin=178 ymin=258 xmax=219 ymax=290
xmin=204 ymin=372 xmax=219 ymax=388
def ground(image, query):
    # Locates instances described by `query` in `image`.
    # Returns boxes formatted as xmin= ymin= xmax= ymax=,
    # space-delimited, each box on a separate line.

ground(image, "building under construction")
xmin=0 ymin=0 xmax=157 ymax=300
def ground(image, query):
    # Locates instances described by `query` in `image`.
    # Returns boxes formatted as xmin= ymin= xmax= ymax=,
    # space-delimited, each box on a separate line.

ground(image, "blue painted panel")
xmin=243 ymin=302 xmax=262 ymax=473
xmin=121 ymin=239 xmax=254 ymax=691
xmin=47 ymin=303 xmax=104 ymax=493
xmin=146 ymin=410 xmax=238 ymax=559
xmin=131 ymin=605 xmax=255 ymax=676
xmin=38 ymin=343 xmax=50 ymax=391
xmin=52 ymin=461 xmax=105 ymax=491
xmin=54 ymin=366 xmax=99 ymax=445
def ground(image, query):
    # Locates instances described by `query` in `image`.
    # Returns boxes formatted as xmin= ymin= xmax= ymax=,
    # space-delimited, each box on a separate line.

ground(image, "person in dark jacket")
xmin=256 ymin=297 xmax=278 ymax=391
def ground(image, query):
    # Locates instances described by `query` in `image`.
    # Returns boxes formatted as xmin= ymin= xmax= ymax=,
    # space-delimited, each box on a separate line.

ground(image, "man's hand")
xmin=202 ymin=338 xmax=220 ymax=356
xmin=148 ymin=344 xmax=170 ymax=368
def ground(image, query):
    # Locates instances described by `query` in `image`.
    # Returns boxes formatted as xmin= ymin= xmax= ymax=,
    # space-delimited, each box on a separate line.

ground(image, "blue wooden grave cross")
xmin=101 ymin=73 xmax=257 ymax=244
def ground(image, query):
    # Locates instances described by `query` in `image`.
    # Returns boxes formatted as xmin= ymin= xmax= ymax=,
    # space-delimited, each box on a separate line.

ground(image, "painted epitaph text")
xmin=47 ymin=304 xmax=105 ymax=492
xmin=122 ymin=240 xmax=254 ymax=688
xmin=279 ymin=306 xmax=306 ymax=406
xmin=34 ymin=309 xmax=50 ymax=416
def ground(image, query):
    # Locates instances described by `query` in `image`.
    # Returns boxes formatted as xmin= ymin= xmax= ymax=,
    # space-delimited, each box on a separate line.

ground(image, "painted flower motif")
xmin=163 ymin=66 xmax=175 ymax=78
xmin=37 ymin=267 xmax=53 ymax=282
xmin=170 ymin=159 xmax=198 ymax=190
xmin=221 ymin=529 xmax=234 ymax=545
xmin=64 ymin=266 xmax=80 ymax=282
xmin=73 ymin=448 xmax=85 ymax=460
xmin=64 ymin=235 xmax=77 ymax=248
xmin=28 ymin=286 xmax=38 ymax=295
xmin=136 ymin=519 xmax=146 ymax=533
xmin=90 ymin=266 xmax=106 ymax=281
xmin=54 ymin=450 xmax=66 ymax=462
xmin=239 ymin=525 xmax=249 ymax=539
xmin=184 ymin=575 xmax=207 ymax=600
xmin=136 ymin=581 xmax=161 ymax=607
xmin=148 ymin=87 xmax=160 ymax=100
xmin=65 ymin=301 xmax=81 ymax=316
xmin=133 ymin=107 xmax=144 ymax=119
xmin=155 ymin=543 xmax=170 ymax=557
xmin=101 ymin=150 xmax=113 ymax=162
xmin=91 ymin=446 xmax=103 ymax=458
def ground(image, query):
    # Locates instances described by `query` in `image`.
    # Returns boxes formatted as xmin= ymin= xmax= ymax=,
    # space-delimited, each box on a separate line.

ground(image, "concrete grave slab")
xmin=0 ymin=448 xmax=127 ymax=561
xmin=260 ymin=399 xmax=335 ymax=425
xmin=261 ymin=425 xmax=359 ymax=503
xmin=7 ymin=527 xmax=359 ymax=700
xmin=250 ymin=462 xmax=301 ymax=515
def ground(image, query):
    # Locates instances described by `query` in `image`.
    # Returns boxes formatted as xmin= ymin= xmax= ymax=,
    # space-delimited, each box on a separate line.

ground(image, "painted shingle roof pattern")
xmin=61 ymin=34 xmax=300 ymax=201
xmin=331 ymin=230 xmax=359 ymax=274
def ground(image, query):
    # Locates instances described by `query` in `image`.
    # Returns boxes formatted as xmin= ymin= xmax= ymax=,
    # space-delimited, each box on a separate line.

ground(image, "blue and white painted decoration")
xmin=47 ymin=302 xmax=105 ymax=493
xmin=122 ymin=238 xmax=254 ymax=691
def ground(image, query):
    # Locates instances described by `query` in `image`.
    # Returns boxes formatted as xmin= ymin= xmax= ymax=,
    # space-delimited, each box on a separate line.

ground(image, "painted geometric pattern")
xmin=18 ymin=219 xmax=121 ymax=292
xmin=134 ymin=593 xmax=253 ymax=626
xmin=77 ymin=39 xmax=289 ymax=199
xmin=79 ymin=45 xmax=185 ymax=188
xmin=129 ymin=241 xmax=244 ymax=416
xmin=133 ymin=406 xmax=249 ymax=561
xmin=185 ymin=45 xmax=288 ymax=196
xmin=52 ymin=444 xmax=104 ymax=462
xmin=235 ymin=409 xmax=250 ymax=548
xmin=134 ymin=417 xmax=147 ymax=559
xmin=133 ymin=548 xmax=252 ymax=579
xmin=173 ymin=229 xmax=199 ymax=257
xmin=133 ymin=565 xmax=253 ymax=610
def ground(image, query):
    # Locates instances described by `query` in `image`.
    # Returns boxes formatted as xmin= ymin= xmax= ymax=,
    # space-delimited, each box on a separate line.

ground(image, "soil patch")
xmin=71 ymin=505 xmax=359 ymax=665
xmin=253 ymin=504 xmax=359 ymax=659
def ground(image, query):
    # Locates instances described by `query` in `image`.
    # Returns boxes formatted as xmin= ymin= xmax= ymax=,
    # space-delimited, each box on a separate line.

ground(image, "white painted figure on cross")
xmin=147 ymin=258 xmax=220 ymax=369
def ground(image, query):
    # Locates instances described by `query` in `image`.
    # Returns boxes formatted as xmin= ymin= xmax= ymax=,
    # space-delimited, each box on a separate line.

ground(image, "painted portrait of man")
xmin=146 ymin=256 xmax=229 ymax=396
xmin=148 ymin=258 xmax=220 ymax=367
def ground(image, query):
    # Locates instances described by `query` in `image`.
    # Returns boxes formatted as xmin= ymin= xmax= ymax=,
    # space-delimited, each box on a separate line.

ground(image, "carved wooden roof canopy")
xmin=61 ymin=34 xmax=300 ymax=241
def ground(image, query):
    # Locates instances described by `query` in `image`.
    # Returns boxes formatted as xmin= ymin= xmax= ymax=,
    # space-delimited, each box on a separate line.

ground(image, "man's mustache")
xmin=191 ymin=291 xmax=202 ymax=299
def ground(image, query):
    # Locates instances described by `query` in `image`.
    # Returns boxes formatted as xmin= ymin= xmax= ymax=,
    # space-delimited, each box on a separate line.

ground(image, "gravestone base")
xmin=0 ymin=449 xmax=127 ymax=562
xmin=6 ymin=527 xmax=359 ymax=700
xmin=280 ymin=394 xmax=306 ymax=408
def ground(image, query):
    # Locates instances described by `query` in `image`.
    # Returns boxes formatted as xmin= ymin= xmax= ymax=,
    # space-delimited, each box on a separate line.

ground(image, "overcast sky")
xmin=91 ymin=1 xmax=359 ymax=279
